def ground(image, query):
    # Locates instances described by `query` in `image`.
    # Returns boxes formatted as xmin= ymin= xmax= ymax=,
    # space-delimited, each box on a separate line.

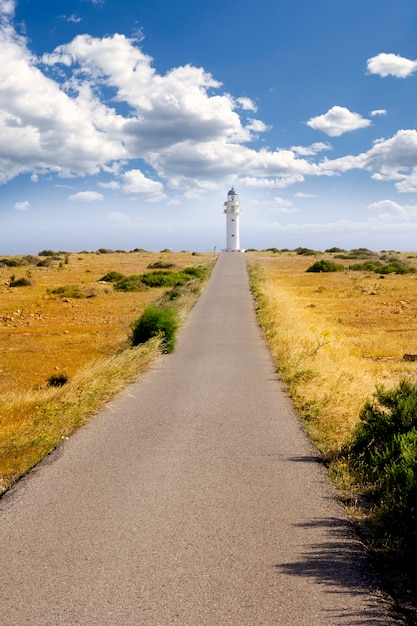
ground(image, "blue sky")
xmin=2 ymin=0 xmax=417 ymax=253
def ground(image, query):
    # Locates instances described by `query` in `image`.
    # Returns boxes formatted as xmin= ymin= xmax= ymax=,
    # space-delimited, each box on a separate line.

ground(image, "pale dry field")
xmin=246 ymin=251 xmax=417 ymax=454
xmin=0 ymin=250 xmax=212 ymax=491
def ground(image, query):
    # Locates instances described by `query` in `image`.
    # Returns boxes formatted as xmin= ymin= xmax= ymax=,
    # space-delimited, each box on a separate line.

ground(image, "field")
xmin=246 ymin=249 xmax=417 ymax=617
xmin=246 ymin=249 xmax=417 ymax=452
xmin=0 ymin=249 xmax=213 ymax=492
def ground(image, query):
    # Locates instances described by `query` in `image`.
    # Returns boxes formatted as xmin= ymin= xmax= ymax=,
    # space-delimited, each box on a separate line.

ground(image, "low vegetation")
xmin=0 ymin=250 xmax=213 ymax=494
xmin=131 ymin=304 xmax=178 ymax=353
xmin=246 ymin=248 xmax=417 ymax=617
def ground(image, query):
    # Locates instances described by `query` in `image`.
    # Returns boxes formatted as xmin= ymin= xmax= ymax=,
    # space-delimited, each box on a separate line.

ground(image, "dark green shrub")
xmin=139 ymin=271 xmax=184 ymax=288
xmin=295 ymin=247 xmax=320 ymax=256
xmin=147 ymin=261 xmax=176 ymax=269
xmin=131 ymin=304 xmax=178 ymax=352
xmin=181 ymin=266 xmax=208 ymax=279
xmin=114 ymin=275 xmax=147 ymax=292
xmin=348 ymin=261 xmax=382 ymax=272
xmin=336 ymin=248 xmax=377 ymax=260
xmin=306 ymin=259 xmax=344 ymax=273
xmin=47 ymin=285 xmax=84 ymax=298
xmin=325 ymin=247 xmax=346 ymax=253
xmin=99 ymin=271 xmax=125 ymax=282
xmin=9 ymin=277 xmax=32 ymax=287
xmin=346 ymin=380 xmax=417 ymax=540
xmin=47 ymin=373 xmax=68 ymax=387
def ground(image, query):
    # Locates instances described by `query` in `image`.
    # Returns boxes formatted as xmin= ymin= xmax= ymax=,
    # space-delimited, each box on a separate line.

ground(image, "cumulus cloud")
xmin=120 ymin=169 xmax=166 ymax=200
xmin=367 ymin=199 xmax=417 ymax=220
xmin=4 ymin=3 xmax=417 ymax=207
xmin=367 ymin=53 xmax=417 ymax=78
xmin=291 ymin=142 xmax=331 ymax=156
xmin=14 ymin=200 xmax=30 ymax=211
xmin=306 ymin=106 xmax=371 ymax=137
xmin=0 ymin=0 xmax=16 ymax=19
xmin=68 ymin=191 xmax=104 ymax=202
xmin=328 ymin=129 xmax=417 ymax=192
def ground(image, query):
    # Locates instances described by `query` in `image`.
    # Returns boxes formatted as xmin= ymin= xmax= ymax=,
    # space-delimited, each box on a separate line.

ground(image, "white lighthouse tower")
xmin=223 ymin=187 xmax=241 ymax=251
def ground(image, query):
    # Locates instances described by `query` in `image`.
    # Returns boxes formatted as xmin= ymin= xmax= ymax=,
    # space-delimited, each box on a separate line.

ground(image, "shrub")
xmin=139 ymin=270 xmax=184 ymax=288
xmin=348 ymin=261 xmax=382 ymax=272
xmin=346 ymin=380 xmax=417 ymax=542
xmin=336 ymin=248 xmax=377 ymax=260
xmin=295 ymin=247 xmax=320 ymax=256
xmin=147 ymin=261 xmax=176 ymax=269
xmin=181 ymin=266 xmax=208 ymax=279
xmin=114 ymin=275 xmax=148 ymax=292
xmin=47 ymin=373 xmax=68 ymax=387
xmin=9 ymin=277 xmax=32 ymax=287
xmin=131 ymin=304 xmax=178 ymax=352
xmin=47 ymin=285 xmax=84 ymax=298
xmin=325 ymin=247 xmax=346 ymax=253
xmin=306 ymin=259 xmax=344 ymax=273
xmin=99 ymin=271 xmax=125 ymax=283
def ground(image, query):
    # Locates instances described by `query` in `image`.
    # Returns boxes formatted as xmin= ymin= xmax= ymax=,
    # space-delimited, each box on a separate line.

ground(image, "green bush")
xmin=47 ymin=285 xmax=84 ymax=298
xmin=306 ymin=259 xmax=344 ymax=273
xmin=139 ymin=270 xmax=183 ymax=288
xmin=131 ymin=304 xmax=178 ymax=352
xmin=346 ymin=380 xmax=417 ymax=541
xmin=147 ymin=261 xmax=176 ymax=269
xmin=296 ymin=247 xmax=320 ymax=256
xmin=181 ymin=266 xmax=208 ymax=279
xmin=9 ymin=277 xmax=32 ymax=287
xmin=99 ymin=271 xmax=125 ymax=282
xmin=114 ymin=275 xmax=148 ymax=292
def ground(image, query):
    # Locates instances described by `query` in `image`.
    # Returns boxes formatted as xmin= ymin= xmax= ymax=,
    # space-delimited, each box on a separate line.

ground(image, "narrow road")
xmin=0 ymin=253 xmax=400 ymax=625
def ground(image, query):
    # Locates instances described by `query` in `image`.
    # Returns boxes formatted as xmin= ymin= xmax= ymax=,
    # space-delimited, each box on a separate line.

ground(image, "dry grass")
xmin=0 ymin=250 xmax=214 ymax=492
xmin=246 ymin=250 xmax=417 ymax=454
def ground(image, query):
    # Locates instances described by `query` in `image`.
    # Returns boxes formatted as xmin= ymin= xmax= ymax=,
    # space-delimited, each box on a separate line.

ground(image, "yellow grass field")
xmin=246 ymin=250 xmax=417 ymax=455
xmin=0 ymin=250 xmax=213 ymax=492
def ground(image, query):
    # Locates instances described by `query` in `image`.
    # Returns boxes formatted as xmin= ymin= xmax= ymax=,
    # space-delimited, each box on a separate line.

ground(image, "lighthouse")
xmin=223 ymin=187 xmax=241 ymax=251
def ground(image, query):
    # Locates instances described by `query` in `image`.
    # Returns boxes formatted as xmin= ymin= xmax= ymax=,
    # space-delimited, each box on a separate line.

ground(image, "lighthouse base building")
xmin=223 ymin=187 xmax=242 ymax=251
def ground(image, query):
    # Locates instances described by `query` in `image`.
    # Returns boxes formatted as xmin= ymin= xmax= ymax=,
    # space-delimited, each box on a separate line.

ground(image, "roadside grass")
xmin=0 ymin=250 xmax=214 ymax=493
xmin=246 ymin=249 xmax=417 ymax=616
xmin=246 ymin=250 xmax=417 ymax=453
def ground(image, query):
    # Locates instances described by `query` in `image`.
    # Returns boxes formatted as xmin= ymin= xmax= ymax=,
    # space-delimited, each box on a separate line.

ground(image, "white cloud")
xmin=65 ymin=14 xmax=82 ymax=24
xmin=367 ymin=53 xmax=417 ymax=78
xmin=367 ymin=199 xmax=417 ymax=220
xmin=295 ymin=192 xmax=317 ymax=198
xmin=98 ymin=180 xmax=120 ymax=190
xmin=120 ymin=169 xmax=166 ymax=200
xmin=327 ymin=129 xmax=417 ymax=192
xmin=14 ymin=200 xmax=29 ymax=211
xmin=68 ymin=191 xmax=104 ymax=201
xmin=0 ymin=0 xmax=16 ymax=19
xmin=370 ymin=109 xmax=387 ymax=117
xmin=367 ymin=199 xmax=405 ymax=213
xmin=236 ymin=97 xmax=257 ymax=112
xmin=291 ymin=142 xmax=332 ymax=156
xmin=306 ymin=106 xmax=371 ymax=137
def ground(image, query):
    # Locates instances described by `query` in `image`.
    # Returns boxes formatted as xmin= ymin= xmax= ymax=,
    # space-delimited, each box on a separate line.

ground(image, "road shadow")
xmin=274 ymin=517 xmax=403 ymax=625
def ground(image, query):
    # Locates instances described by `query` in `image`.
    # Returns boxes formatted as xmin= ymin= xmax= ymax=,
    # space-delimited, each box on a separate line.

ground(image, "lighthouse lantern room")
xmin=223 ymin=187 xmax=241 ymax=251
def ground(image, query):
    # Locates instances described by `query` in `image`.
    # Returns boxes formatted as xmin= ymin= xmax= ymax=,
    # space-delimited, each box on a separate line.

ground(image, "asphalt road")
xmin=0 ymin=252 xmax=402 ymax=625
